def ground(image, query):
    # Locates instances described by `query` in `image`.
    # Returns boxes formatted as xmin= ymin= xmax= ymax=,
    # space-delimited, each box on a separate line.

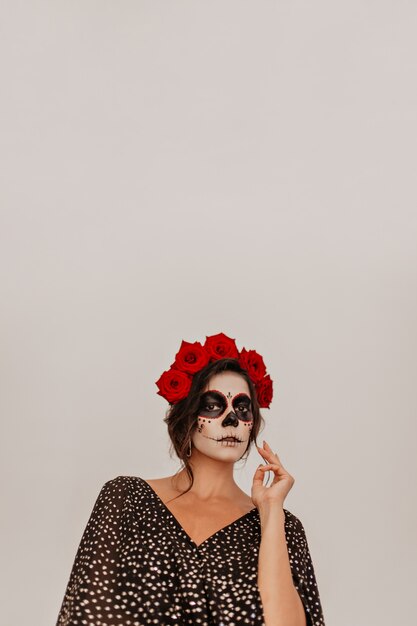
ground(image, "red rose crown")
xmin=155 ymin=332 xmax=274 ymax=408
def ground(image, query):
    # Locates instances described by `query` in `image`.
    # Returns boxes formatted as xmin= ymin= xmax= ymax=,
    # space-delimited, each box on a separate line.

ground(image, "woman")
xmin=56 ymin=333 xmax=325 ymax=626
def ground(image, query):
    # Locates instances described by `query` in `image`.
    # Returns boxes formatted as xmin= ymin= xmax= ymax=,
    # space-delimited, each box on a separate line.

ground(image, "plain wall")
xmin=1 ymin=1 xmax=416 ymax=625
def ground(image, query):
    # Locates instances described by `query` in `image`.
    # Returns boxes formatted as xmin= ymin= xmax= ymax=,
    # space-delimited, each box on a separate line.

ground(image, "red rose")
xmin=155 ymin=368 xmax=192 ymax=404
xmin=204 ymin=332 xmax=240 ymax=361
xmin=238 ymin=348 xmax=266 ymax=383
xmin=173 ymin=340 xmax=210 ymax=374
xmin=255 ymin=374 xmax=274 ymax=408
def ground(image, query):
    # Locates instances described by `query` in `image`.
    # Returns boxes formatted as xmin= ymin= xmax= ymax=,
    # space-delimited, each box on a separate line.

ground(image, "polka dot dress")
xmin=56 ymin=476 xmax=325 ymax=626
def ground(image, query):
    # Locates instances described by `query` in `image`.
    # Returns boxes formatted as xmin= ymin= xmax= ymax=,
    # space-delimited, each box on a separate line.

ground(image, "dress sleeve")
xmin=56 ymin=476 xmax=132 ymax=626
xmin=284 ymin=510 xmax=326 ymax=626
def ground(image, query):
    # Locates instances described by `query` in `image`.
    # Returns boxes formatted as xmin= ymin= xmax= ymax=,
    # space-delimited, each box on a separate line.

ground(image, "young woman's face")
xmin=191 ymin=371 xmax=254 ymax=461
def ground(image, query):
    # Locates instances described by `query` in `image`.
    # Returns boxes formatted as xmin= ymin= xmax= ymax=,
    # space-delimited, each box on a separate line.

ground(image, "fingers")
xmin=257 ymin=463 xmax=281 ymax=473
xmin=256 ymin=440 xmax=282 ymax=466
xmin=253 ymin=462 xmax=282 ymax=486
xmin=253 ymin=463 xmax=275 ymax=487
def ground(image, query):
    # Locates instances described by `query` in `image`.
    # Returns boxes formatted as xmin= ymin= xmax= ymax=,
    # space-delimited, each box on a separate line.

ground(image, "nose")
xmin=222 ymin=411 xmax=239 ymax=427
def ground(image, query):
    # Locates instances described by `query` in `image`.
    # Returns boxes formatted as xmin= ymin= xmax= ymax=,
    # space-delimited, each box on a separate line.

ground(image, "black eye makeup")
xmin=232 ymin=393 xmax=253 ymax=422
xmin=198 ymin=391 xmax=227 ymax=418
xmin=197 ymin=390 xmax=253 ymax=422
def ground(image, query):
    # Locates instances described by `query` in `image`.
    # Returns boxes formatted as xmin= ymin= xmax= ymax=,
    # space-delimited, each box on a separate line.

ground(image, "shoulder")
xmin=96 ymin=475 xmax=149 ymax=503
xmin=282 ymin=507 xmax=308 ymax=548
xmin=102 ymin=474 xmax=139 ymax=489
xmin=141 ymin=476 xmax=175 ymax=500
xmin=99 ymin=474 xmax=135 ymax=491
xmin=283 ymin=507 xmax=304 ymax=528
xmin=89 ymin=476 xmax=157 ymax=519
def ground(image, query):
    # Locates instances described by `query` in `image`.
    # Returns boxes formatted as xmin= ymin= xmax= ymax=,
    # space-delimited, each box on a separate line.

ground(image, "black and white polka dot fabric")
xmin=56 ymin=476 xmax=325 ymax=626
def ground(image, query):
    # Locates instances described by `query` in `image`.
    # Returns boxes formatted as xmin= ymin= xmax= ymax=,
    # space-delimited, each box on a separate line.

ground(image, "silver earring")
xmin=186 ymin=439 xmax=192 ymax=457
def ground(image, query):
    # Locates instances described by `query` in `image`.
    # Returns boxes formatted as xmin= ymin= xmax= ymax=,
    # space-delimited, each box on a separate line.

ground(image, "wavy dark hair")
xmin=163 ymin=357 xmax=265 ymax=499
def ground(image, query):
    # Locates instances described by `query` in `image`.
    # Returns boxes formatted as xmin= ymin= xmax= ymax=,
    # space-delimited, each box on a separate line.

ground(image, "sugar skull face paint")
xmin=197 ymin=390 xmax=253 ymax=423
xmin=191 ymin=371 xmax=254 ymax=461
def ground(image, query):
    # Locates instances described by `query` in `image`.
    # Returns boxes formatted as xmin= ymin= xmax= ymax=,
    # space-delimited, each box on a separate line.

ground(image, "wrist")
xmin=257 ymin=501 xmax=285 ymax=524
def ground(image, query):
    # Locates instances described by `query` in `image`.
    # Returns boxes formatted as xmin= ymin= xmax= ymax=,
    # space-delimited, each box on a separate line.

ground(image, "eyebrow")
xmin=233 ymin=394 xmax=251 ymax=403
xmin=200 ymin=391 xmax=223 ymax=399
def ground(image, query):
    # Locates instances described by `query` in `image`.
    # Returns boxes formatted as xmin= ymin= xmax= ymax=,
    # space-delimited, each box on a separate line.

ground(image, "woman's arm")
xmin=253 ymin=441 xmax=325 ymax=626
xmin=258 ymin=503 xmax=306 ymax=626
xmin=56 ymin=476 xmax=132 ymax=626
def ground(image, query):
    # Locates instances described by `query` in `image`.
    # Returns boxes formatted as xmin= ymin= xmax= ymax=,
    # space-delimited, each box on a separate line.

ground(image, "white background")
xmin=1 ymin=1 xmax=416 ymax=625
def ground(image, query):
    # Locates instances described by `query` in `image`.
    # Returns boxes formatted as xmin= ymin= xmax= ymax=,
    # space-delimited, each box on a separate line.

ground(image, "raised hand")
xmin=251 ymin=440 xmax=295 ymax=510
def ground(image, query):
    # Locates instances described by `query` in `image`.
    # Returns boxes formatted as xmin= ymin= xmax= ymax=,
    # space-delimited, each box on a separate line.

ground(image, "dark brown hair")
xmin=163 ymin=358 xmax=265 ymax=498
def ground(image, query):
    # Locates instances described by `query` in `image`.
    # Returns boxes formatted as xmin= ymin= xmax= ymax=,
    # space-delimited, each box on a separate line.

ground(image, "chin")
xmin=206 ymin=451 xmax=242 ymax=462
xmin=193 ymin=442 xmax=245 ymax=461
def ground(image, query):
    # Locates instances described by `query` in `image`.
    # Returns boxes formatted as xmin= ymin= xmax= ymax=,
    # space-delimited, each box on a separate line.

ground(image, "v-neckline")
xmin=137 ymin=476 xmax=258 ymax=549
